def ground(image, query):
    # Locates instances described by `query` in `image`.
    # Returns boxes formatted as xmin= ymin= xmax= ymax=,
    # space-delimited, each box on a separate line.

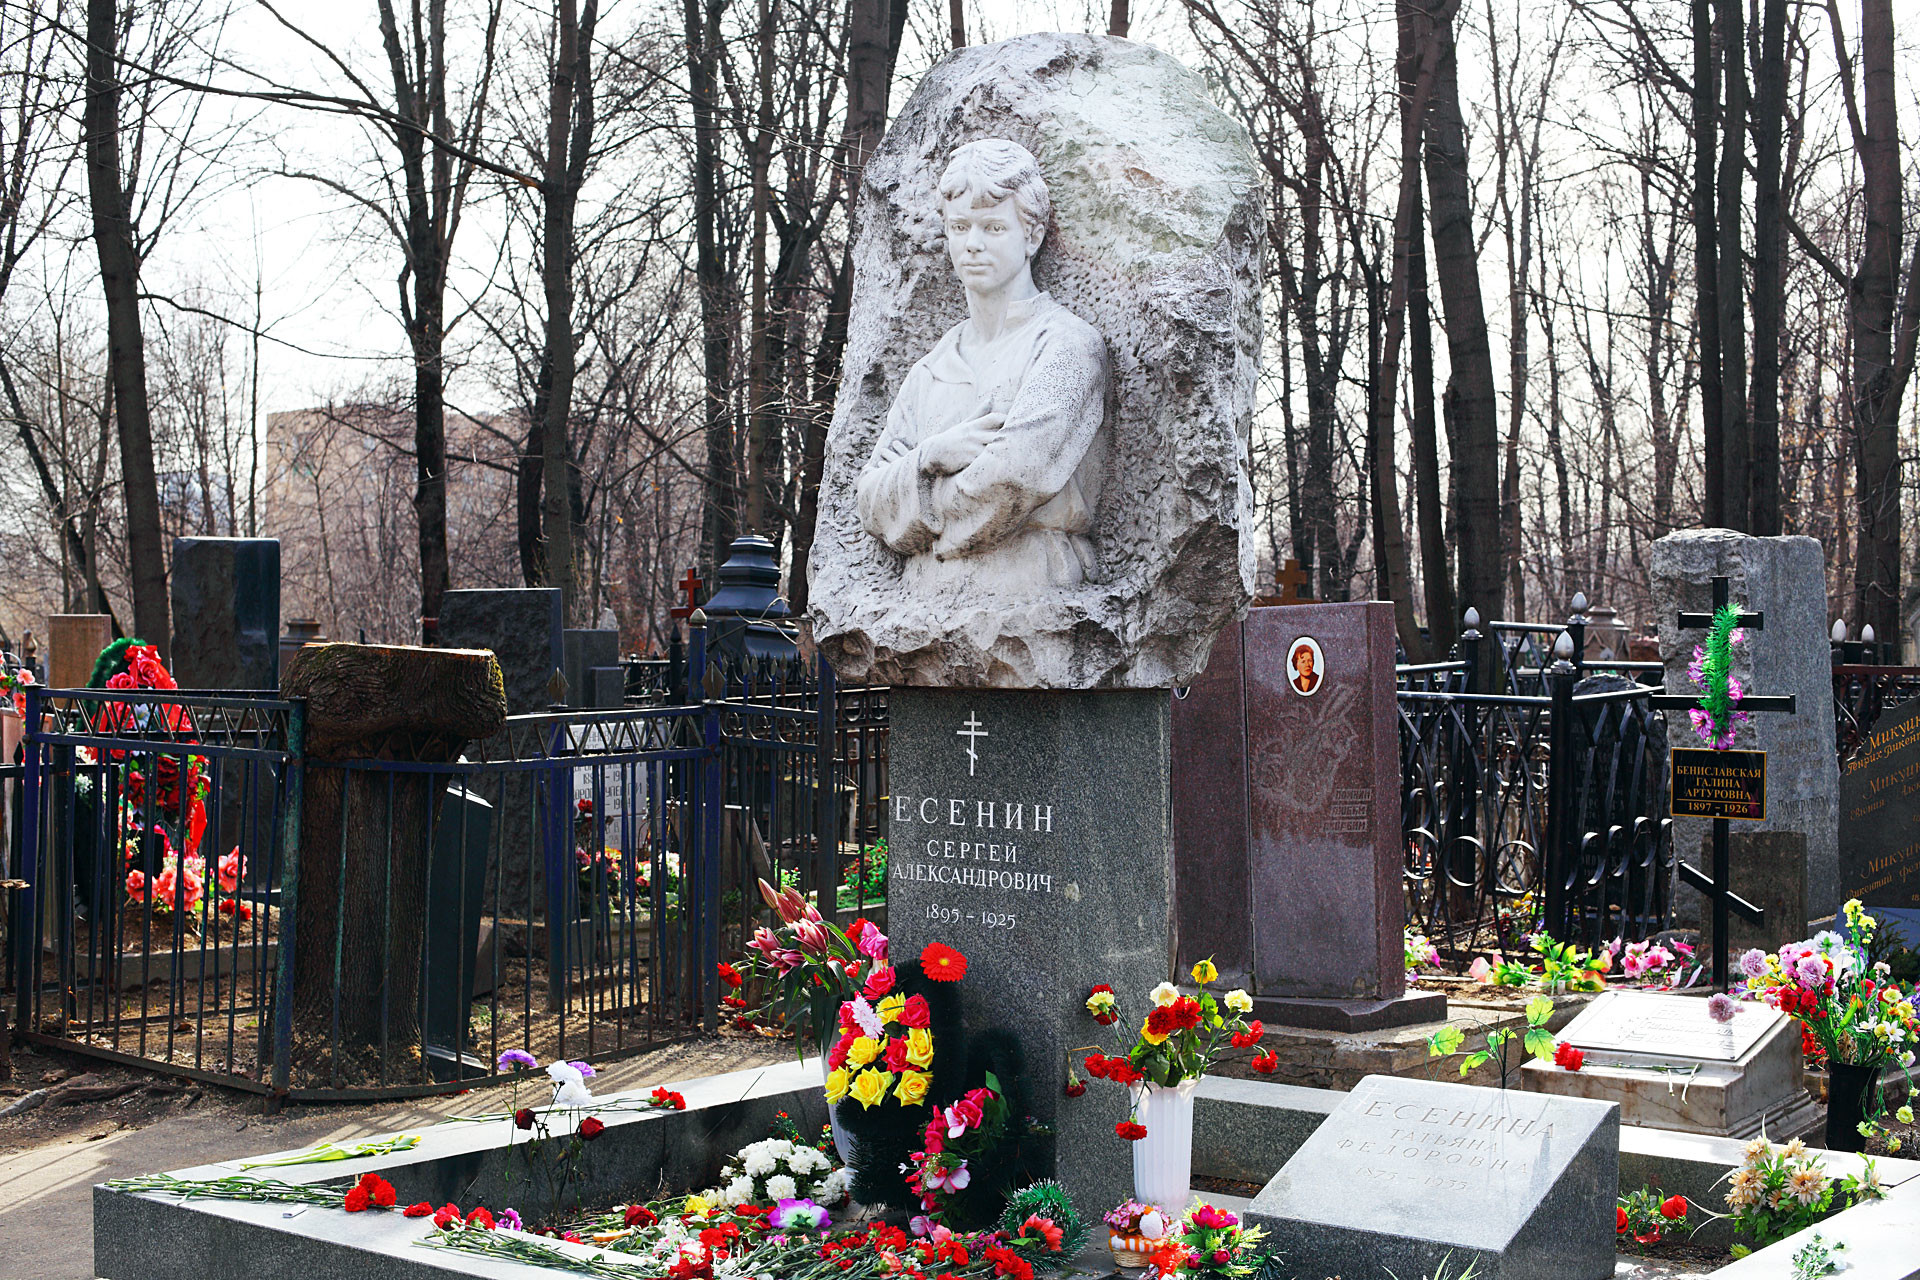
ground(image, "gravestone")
xmin=1173 ymin=602 xmax=1445 ymax=1030
xmin=587 ymin=666 xmax=626 ymax=710
xmin=437 ymin=588 xmax=564 ymax=715
xmin=1248 ymin=1074 xmax=1618 ymax=1280
xmin=170 ymin=537 xmax=281 ymax=690
xmin=1522 ymin=990 xmax=1814 ymax=1139
xmin=887 ymin=688 xmax=1171 ymax=1223
xmin=1698 ymin=830 xmax=1809 ymax=959
xmin=47 ymin=614 xmax=113 ymax=688
xmin=563 ymin=628 xmax=620 ymax=708
xmin=1840 ymin=699 xmax=1920 ymax=920
xmin=1650 ymin=529 xmax=1838 ymax=918
xmin=423 ymin=784 xmax=495 ymax=1080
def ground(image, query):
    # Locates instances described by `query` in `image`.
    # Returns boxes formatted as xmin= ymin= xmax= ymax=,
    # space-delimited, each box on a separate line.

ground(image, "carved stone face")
xmin=943 ymin=193 xmax=1039 ymax=298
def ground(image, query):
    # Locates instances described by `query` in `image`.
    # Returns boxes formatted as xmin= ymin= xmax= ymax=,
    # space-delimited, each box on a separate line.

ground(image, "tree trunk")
xmin=83 ymin=0 xmax=168 ymax=657
xmin=1419 ymin=0 xmax=1502 ymax=625
xmin=685 ymin=0 xmax=735 ymax=574
xmin=743 ymin=0 xmax=782 ymax=544
xmin=1408 ymin=179 xmax=1454 ymax=657
xmin=1693 ymin=0 xmax=1724 ymax=527
xmin=1715 ymin=0 xmax=1750 ymax=530
xmin=1109 ymin=0 xmax=1129 ymax=38
xmin=949 ymin=0 xmax=964 ymax=49
xmin=1850 ymin=0 xmax=1903 ymax=639
xmin=789 ymin=0 xmax=905 ymax=614
xmin=1747 ymin=0 xmax=1788 ymax=535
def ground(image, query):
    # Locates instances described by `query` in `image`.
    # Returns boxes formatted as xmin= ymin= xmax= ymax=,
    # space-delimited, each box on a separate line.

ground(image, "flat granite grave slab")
xmin=1523 ymin=990 xmax=1816 ymax=1138
xmin=1248 ymin=1073 xmax=1619 ymax=1280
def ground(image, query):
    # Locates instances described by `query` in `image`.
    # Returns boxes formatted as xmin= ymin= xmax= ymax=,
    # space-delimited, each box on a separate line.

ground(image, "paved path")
xmin=0 ymin=1038 xmax=788 ymax=1279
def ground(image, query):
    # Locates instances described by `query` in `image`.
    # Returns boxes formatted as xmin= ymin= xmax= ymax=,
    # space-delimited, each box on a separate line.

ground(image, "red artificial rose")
xmin=580 ymin=1116 xmax=606 ymax=1140
xmin=862 ymin=966 xmax=896 ymax=1000
xmin=885 ymin=1038 xmax=910 ymax=1073
xmin=1660 ymin=1195 xmax=1688 ymax=1220
xmin=1251 ymin=1050 xmax=1278 ymax=1073
xmin=404 ymin=1202 xmax=434 ymax=1218
xmin=920 ymin=943 xmax=967 ymax=981
xmin=514 ymin=1107 xmax=536 ymax=1130
xmin=897 ymin=993 xmax=931 ymax=1028
xmin=1616 ymin=1206 xmax=1629 ymax=1234
xmin=343 ymin=1185 xmax=372 ymax=1212
xmin=1115 ymin=1121 xmax=1148 ymax=1140
xmin=626 ymin=1205 xmax=658 ymax=1227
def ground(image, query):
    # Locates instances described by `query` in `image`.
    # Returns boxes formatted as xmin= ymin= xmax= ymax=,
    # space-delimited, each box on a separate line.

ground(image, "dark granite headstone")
xmin=438 ymin=589 xmax=564 ymax=715
xmin=424 ymin=785 xmax=494 ymax=1079
xmin=886 ymin=687 xmax=1170 ymax=1226
xmin=564 ymin=629 xmax=620 ymax=708
xmin=1840 ymin=699 xmax=1920 ymax=916
xmin=587 ymin=666 xmax=626 ymax=710
xmin=1698 ymin=830 xmax=1808 ymax=958
xmin=1175 ymin=602 xmax=1442 ymax=1030
xmin=1248 ymin=1075 xmax=1619 ymax=1280
xmin=169 ymin=538 xmax=281 ymax=690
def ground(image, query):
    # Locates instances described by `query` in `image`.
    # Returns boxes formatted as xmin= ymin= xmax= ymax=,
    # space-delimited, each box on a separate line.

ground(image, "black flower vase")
xmin=1824 ymin=1061 xmax=1877 ymax=1152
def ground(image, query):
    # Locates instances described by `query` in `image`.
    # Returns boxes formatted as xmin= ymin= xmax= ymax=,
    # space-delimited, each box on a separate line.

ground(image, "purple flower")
xmin=497 ymin=1207 xmax=523 ymax=1231
xmin=1739 ymin=949 xmax=1768 ymax=979
xmin=770 ymin=1199 xmax=830 ymax=1233
xmin=497 ymin=1049 xmax=538 ymax=1072
xmin=1707 ymin=993 xmax=1737 ymax=1024
xmin=568 ymin=1060 xmax=596 ymax=1079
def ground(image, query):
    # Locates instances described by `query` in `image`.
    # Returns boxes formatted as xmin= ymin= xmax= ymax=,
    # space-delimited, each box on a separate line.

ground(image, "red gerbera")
xmin=921 ymin=943 xmax=967 ymax=981
xmin=580 ymin=1116 xmax=606 ymax=1140
xmin=1115 ymin=1120 xmax=1148 ymax=1140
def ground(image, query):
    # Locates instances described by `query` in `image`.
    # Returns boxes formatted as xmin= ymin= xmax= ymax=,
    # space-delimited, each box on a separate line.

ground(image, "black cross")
xmin=1647 ymin=575 xmax=1798 ymax=991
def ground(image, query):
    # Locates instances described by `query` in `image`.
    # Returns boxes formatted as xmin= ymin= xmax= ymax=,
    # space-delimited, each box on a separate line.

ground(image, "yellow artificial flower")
xmin=1191 ymin=958 xmax=1219 ymax=985
xmin=824 ymin=1068 xmax=852 ymax=1104
xmin=683 ymin=1194 xmax=713 ymax=1216
xmin=877 ymin=993 xmax=907 ymax=1023
xmin=1140 ymin=1013 xmax=1169 ymax=1046
xmin=905 ymin=1027 xmax=935 ymax=1069
xmin=1224 ymin=989 xmax=1253 ymax=1014
xmin=894 ymin=1069 xmax=931 ymax=1106
xmin=847 ymin=1036 xmax=881 ymax=1067
xmin=850 ymin=1068 xmax=893 ymax=1109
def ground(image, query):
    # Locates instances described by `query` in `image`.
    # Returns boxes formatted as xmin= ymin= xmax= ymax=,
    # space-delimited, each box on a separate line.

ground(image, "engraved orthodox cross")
xmin=1647 ymin=575 xmax=1797 ymax=991
xmin=957 ymin=712 xmax=988 ymax=777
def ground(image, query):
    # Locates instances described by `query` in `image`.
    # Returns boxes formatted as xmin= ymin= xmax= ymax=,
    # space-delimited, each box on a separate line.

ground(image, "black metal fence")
xmin=1399 ymin=604 xmax=1675 ymax=960
xmin=6 ymin=624 xmax=888 ymax=1103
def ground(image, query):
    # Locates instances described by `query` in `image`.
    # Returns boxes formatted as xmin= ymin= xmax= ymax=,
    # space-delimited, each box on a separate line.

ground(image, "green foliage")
xmin=1696 ymin=603 xmax=1742 ymax=735
xmin=998 ymin=1181 xmax=1089 ymax=1258
xmin=1427 ymin=998 xmax=1558 ymax=1088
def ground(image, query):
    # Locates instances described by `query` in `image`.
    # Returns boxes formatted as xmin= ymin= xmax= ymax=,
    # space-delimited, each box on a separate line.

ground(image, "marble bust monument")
xmin=853 ymin=139 xmax=1109 ymax=593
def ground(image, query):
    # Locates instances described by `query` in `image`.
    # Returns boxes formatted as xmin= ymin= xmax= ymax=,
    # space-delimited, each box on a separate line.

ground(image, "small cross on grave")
xmin=1274 ymin=557 xmax=1318 ymax=604
xmin=1647 ymin=574 xmax=1798 ymax=991
xmin=956 ymin=711 xmax=988 ymax=777
xmin=669 ymin=568 xmax=704 ymax=620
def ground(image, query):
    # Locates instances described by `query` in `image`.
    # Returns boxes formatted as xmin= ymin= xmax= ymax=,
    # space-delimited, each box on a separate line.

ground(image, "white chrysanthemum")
xmin=742 ymin=1148 xmax=778 ymax=1178
xmin=813 ymin=1167 xmax=853 ymax=1205
xmin=764 ymin=1174 xmax=798 ymax=1202
xmin=546 ymin=1059 xmax=595 ymax=1108
xmin=1150 ymin=982 xmax=1179 ymax=1007
xmin=791 ymin=1146 xmax=829 ymax=1174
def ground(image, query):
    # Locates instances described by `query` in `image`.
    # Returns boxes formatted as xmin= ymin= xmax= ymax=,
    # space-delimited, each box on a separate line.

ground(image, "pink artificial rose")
xmin=218 ymin=849 xmax=242 ymax=895
xmin=857 ymin=926 xmax=889 ymax=960
xmin=862 ymin=966 xmax=896 ymax=1000
xmin=1468 ymin=956 xmax=1492 ymax=983
xmin=943 ymin=1098 xmax=984 ymax=1138
xmin=124 ymin=869 xmax=147 ymax=902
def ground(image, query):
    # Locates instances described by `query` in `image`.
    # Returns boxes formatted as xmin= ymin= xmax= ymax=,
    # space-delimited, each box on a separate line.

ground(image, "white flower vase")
xmin=1130 ymin=1078 xmax=1199 ymax=1213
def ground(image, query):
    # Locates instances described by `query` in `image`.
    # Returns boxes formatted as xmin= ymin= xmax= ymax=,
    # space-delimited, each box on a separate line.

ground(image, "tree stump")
xmin=282 ymin=644 xmax=506 ymax=1077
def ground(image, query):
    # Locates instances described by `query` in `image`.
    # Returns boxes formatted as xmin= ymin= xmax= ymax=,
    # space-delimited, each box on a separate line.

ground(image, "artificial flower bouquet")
xmin=1736 ymin=900 xmax=1918 ymax=1140
xmin=904 ymin=1076 xmax=1011 ymax=1222
xmin=1147 ymin=1203 xmax=1268 ymax=1279
xmin=703 ymin=1136 xmax=852 ymax=1209
xmin=1722 ymin=1136 xmax=1884 ymax=1255
xmin=1079 ymin=959 xmax=1274 ymax=1142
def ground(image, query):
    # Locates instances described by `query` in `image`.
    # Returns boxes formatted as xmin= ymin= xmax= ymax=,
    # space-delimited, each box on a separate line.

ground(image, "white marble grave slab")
xmin=1560 ymin=989 xmax=1777 ymax=1061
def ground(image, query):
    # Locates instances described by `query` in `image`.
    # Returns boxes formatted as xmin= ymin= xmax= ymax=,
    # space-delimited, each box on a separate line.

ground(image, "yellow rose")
xmin=824 ymin=1067 xmax=852 ymax=1104
xmin=850 ymin=1068 xmax=893 ymax=1109
xmin=1140 ymin=1013 xmax=1169 ymax=1046
xmin=1224 ymin=989 xmax=1253 ymax=1014
xmin=1191 ymin=958 xmax=1218 ymax=985
xmin=905 ymin=1027 xmax=935 ymax=1069
xmin=877 ymin=993 xmax=906 ymax=1023
xmin=894 ymin=1069 xmax=931 ymax=1106
xmin=847 ymin=1036 xmax=881 ymax=1067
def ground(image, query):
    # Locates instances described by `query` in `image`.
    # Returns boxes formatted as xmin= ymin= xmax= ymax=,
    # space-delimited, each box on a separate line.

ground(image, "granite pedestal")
xmin=1522 ymin=989 xmax=1815 ymax=1139
xmin=886 ymin=687 xmax=1171 ymax=1225
xmin=170 ymin=537 xmax=281 ymax=690
xmin=1651 ymin=530 xmax=1839 ymax=918
xmin=1248 ymin=1074 xmax=1619 ymax=1280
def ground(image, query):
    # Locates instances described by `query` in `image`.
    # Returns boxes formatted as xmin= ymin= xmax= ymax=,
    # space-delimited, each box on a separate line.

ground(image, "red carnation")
xmin=626 ymin=1205 xmax=658 ymax=1228
xmin=580 ymin=1116 xmax=606 ymax=1140
xmin=1251 ymin=1050 xmax=1278 ymax=1073
xmin=1554 ymin=1042 xmax=1585 ymax=1072
xmin=1105 ymin=1057 xmax=1144 ymax=1086
xmin=717 ymin=962 xmax=743 ymax=989
xmin=514 ymin=1107 xmax=536 ymax=1130
xmin=433 ymin=1203 xmax=462 ymax=1229
xmin=1084 ymin=1054 xmax=1109 ymax=1079
xmin=1064 ymin=1079 xmax=1086 ymax=1098
xmin=1660 ymin=1195 xmax=1688 ymax=1221
xmin=920 ymin=942 xmax=967 ymax=981
xmin=466 ymin=1207 xmax=496 ymax=1229
xmin=1231 ymin=1019 xmax=1265 ymax=1048
xmin=1115 ymin=1120 xmax=1148 ymax=1140
xmin=404 ymin=1202 xmax=434 ymax=1218
xmin=1146 ymin=1005 xmax=1181 ymax=1037
xmin=356 ymin=1173 xmax=396 ymax=1208
xmin=1172 ymin=997 xmax=1203 ymax=1030
xmin=343 ymin=1185 xmax=372 ymax=1213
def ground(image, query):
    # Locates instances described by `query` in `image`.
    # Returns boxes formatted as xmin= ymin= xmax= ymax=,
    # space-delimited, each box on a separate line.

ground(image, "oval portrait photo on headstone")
xmin=1287 ymin=636 xmax=1324 ymax=697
